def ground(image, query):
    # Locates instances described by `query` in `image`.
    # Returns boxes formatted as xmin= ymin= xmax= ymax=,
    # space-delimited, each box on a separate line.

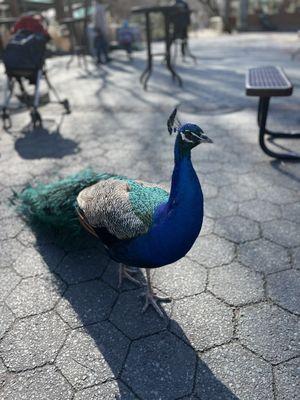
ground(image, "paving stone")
xmin=188 ymin=235 xmax=235 ymax=268
xmin=55 ymin=248 xmax=109 ymax=284
xmin=200 ymin=216 xmax=215 ymax=236
xmin=281 ymin=202 xmax=300 ymax=224
xmin=205 ymin=197 xmax=238 ymax=219
xmin=0 ymin=312 xmax=68 ymax=371
xmin=292 ymin=247 xmax=300 ymax=269
xmin=0 ymin=303 xmax=15 ymax=339
xmin=153 ymin=258 xmax=206 ymax=299
xmin=208 ymin=262 xmax=264 ymax=306
xmin=74 ymin=380 xmax=137 ymax=400
xmin=214 ymin=215 xmax=260 ymax=243
xmin=0 ymin=358 xmax=7 ymax=389
xmin=6 ymin=276 xmax=65 ymax=318
xmin=0 ymin=239 xmax=25 ymax=268
xmin=56 ymin=280 xmax=117 ymax=328
xmin=202 ymin=183 xmax=218 ymax=199
xmin=0 ymin=366 xmax=73 ymax=400
xmin=206 ymin=171 xmax=237 ymax=187
xmin=237 ymin=304 xmax=299 ymax=363
xmin=238 ymin=239 xmax=290 ymax=274
xmin=195 ymin=343 xmax=273 ymax=400
xmin=110 ymin=289 xmax=171 ymax=339
xmin=274 ymin=357 xmax=300 ymax=400
xmin=262 ymin=220 xmax=300 ymax=247
xmin=0 ymin=269 xmax=21 ymax=302
xmin=218 ymin=183 xmax=257 ymax=202
xmin=171 ymin=293 xmax=233 ymax=351
xmin=56 ymin=322 xmax=130 ymax=390
xmin=267 ymin=270 xmax=300 ymax=315
xmin=13 ymin=245 xmax=64 ymax=277
xmin=239 ymin=199 xmax=281 ymax=222
xmin=122 ymin=331 xmax=196 ymax=400
xmin=257 ymin=185 xmax=299 ymax=205
xmin=0 ymin=218 xmax=24 ymax=241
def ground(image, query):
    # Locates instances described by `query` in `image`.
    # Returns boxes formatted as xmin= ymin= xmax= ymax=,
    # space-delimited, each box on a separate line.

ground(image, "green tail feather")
xmin=16 ymin=169 xmax=119 ymax=240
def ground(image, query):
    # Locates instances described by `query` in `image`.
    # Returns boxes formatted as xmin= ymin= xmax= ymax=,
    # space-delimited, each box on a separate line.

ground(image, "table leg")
xmin=258 ymin=97 xmax=300 ymax=160
xmin=164 ymin=13 xmax=182 ymax=87
xmin=140 ymin=12 xmax=152 ymax=90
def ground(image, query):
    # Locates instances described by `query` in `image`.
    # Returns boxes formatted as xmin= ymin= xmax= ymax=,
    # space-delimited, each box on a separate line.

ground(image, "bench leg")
xmin=258 ymin=97 xmax=300 ymax=160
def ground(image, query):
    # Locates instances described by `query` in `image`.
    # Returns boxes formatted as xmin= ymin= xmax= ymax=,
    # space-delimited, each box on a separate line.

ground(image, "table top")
xmin=60 ymin=17 xmax=87 ymax=25
xmin=246 ymin=66 xmax=293 ymax=97
xmin=132 ymin=5 xmax=177 ymax=14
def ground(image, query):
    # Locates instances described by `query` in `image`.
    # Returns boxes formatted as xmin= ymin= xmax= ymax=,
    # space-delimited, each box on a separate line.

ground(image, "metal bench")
xmin=246 ymin=66 xmax=300 ymax=160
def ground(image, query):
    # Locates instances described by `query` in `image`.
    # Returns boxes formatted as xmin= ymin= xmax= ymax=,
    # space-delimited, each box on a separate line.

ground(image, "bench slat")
xmin=246 ymin=66 xmax=293 ymax=96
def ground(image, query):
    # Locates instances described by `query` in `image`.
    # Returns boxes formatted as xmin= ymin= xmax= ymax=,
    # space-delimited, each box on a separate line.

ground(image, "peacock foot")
xmin=140 ymin=290 xmax=170 ymax=318
xmin=118 ymin=264 xmax=141 ymax=289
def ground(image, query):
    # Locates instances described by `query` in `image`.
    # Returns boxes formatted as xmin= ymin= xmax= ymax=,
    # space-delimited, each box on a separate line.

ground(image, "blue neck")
xmin=168 ymin=134 xmax=192 ymax=206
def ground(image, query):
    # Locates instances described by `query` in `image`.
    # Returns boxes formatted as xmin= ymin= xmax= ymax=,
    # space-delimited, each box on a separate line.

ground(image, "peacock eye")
xmin=184 ymin=131 xmax=194 ymax=141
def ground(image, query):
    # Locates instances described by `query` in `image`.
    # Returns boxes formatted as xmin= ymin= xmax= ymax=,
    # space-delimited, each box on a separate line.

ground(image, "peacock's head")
xmin=167 ymin=108 xmax=213 ymax=150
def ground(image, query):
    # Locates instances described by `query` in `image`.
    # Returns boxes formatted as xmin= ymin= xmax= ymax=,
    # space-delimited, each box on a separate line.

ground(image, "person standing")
xmin=93 ymin=0 xmax=110 ymax=64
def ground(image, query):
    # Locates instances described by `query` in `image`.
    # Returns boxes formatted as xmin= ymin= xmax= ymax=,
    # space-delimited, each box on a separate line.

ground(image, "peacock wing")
xmin=76 ymin=178 xmax=169 ymax=240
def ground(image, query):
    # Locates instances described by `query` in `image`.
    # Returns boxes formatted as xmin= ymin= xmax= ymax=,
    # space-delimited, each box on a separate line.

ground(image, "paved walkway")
xmin=0 ymin=33 xmax=299 ymax=400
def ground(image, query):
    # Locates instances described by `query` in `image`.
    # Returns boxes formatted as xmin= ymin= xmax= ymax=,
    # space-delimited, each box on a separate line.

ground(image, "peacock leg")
xmin=141 ymin=269 xmax=170 ymax=317
xmin=118 ymin=264 xmax=141 ymax=289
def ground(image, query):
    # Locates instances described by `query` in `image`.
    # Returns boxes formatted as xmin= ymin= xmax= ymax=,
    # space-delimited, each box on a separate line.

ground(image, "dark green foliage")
xmin=16 ymin=169 xmax=117 ymax=242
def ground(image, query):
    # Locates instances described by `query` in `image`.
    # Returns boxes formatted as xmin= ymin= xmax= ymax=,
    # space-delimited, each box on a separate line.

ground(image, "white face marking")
xmin=181 ymin=131 xmax=200 ymax=143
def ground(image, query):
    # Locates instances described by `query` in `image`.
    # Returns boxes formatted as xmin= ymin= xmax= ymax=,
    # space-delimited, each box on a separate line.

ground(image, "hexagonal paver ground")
xmin=0 ymin=366 xmax=73 ymax=400
xmin=56 ymin=322 xmax=130 ymax=390
xmin=237 ymin=304 xmax=299 ymax=363
xmin=205 ymin=197 xmax=238 ymax=219
xmin=0 ymin=269 xmax=21 ymax=302
xmin=6 ymin=276 xmax=65 ymax=318
xmin=267 ymin=270 xmax=300 ymax=315
xmin=152 ymin=258 xmax=206 ymax=299
xmin=56 ymin=280 xmax=117 ymax=328
xmin=238 ymin=239 xmax=290 ymax=274
xmin=281 ymin=202 xmax=300 ymax=224
xmin=0 ymin=303 xmax=15 ymax=339
xmin=188 ymin=235 xmax=235 ymax=268
xmin=239 ymin=199 xmax=281 ymax=222
xmin=214 ymin=215 xmax=260 ymax=243
xmin=262 ymin=220 xmax=300 ymax=248
xmin=110 ymin=289 xmax=170 ymax=340
xmin=13 ymin=245 xmax=64 ymax=277
xmin=74 ymin=380 xmax=136 ymax=400
xmin=171 ymin=293 xmax=233 ymax=351
xmin=293 ymin=247 xmax=300 ymax=270
xmin=55 ymin=248 xmax=109 ymax=284
xmin=0 ymin=311 xmax=68 ymax=371
xmin=0 ymin=239 xmax=26 ymax=269
xmin=274 ymin=357 xmax=300 ymax=400
xmin=208 ymin=262 xmax=264 ymax=306
xmin=121 ymin=331 xmax=196 ymax=400
xmin=195 ymin=343 xmax=273 ymax=400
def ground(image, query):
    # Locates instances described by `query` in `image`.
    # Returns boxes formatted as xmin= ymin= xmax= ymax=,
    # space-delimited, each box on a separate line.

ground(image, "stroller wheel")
xmin=2 ymin=108 xmax=12 ymax=130
xmin=31 ymin=110 xmax=42 ymax=128
xmin=62 ymin=99 xmax=71 ymax=114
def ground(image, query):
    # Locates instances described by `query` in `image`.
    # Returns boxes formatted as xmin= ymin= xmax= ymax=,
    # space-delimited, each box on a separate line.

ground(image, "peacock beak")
xmin=199 ymin=134 xmax=213 ymax=144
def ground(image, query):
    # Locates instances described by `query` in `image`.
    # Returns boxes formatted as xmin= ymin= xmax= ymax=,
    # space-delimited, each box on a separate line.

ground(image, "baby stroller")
xmin=1 ymin=15 xmax=70 ymax=129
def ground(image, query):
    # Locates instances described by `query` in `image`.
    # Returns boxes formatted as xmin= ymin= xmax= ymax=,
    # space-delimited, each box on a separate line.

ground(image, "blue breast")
xmin=109 ymin=157 xmax=204 ymax=268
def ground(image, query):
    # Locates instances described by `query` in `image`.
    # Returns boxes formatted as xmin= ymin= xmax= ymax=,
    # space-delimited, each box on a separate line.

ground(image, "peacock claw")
xmin=118 ymin=264 xmax=141 ymax=289
xmin=141 ymin=291 xmax=170 ymax=318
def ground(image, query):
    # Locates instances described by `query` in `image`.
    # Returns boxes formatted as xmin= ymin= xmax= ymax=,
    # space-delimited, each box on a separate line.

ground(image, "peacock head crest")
xmin=167 ymin=108 xmax=213 ymax=149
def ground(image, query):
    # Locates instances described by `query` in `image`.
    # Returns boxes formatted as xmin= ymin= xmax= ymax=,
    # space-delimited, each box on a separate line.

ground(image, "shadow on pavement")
xmin=14 ymin=118 xmax=80 ymax=160
xmin=30 ymin=227 xmax=240 ymax=400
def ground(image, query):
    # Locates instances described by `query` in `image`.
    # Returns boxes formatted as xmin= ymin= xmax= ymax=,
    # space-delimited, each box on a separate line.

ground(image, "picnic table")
xmin=246 ymin=66 xmax=300 ymax=160
xmin=132 ymin=5 xmax=182 ymax=90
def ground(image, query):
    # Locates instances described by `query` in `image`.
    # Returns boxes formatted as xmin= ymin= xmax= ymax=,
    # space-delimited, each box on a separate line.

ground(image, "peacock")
xmin=17 ymin=109 xmax=212 ymax=316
